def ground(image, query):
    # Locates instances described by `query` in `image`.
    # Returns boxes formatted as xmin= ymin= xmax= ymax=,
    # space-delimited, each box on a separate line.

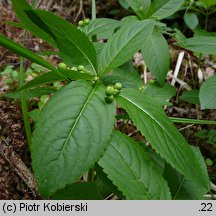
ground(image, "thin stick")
xmin=171 ymin=51 xmax=185 ymax=86
xmin=92 ymin=0 xmax=96 ymax=20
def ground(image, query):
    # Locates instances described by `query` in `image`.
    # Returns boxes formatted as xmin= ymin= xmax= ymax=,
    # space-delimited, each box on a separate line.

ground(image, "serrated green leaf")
xmin=199 ymin=75 xmax=216 ymax=109
xmin=99 ymin=130 xmax=171 ymax=200
xmin=184 ymin=12 xmax=199 ymax=30
xmin=83 ymin=18 xmax=120 ymax=39
xmin=116 ymin=88 xmax=210 ymax=191
xmin=148 ymin=0 xmax=185 ymax=20
xmin=52 ymin=182 xmax=102 ymax=200
xmin=163 ymin=147 xmax=210 ymax=200
xmin=95 ymin=165 xmax=124 ymax=199
xmin=98 ymin=20 xmax=154 ymax=76
xmin=32 ymin=80 xmax=116 ymax=196
xmin=26 ymin=9 xmax=97 ymax=73
xmin=141 ymin=29 xmax=170 ymax=85
xmin=143 ymin=82 xmax=176 ymax=106
xmin=180 ymin=90 xmax=200 ymax=105
xmin=125 ymin=0 xmax=151 ymax=19
xmin=101 ymin=67 xmax=143 ymax=89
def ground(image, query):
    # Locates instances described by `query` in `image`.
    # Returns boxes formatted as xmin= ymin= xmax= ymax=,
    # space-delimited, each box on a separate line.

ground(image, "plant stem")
xmin=19 ymin=0 xmax=39 ymax=146
xmin=20 ymin=55 xmax=32 ymax=146
xmin=170 ymin=117 xmax=216 ymax=125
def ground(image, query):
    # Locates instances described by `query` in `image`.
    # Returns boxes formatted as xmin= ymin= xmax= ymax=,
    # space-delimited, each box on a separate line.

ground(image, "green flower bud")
xmin=113 ymin=88 xmax=120 ymax=95
xmin=58 ymin=62 xmax=67 ymax=70
xmin=71 ymin=67 xmax=78 ymax=71
xmin=105 ymin=95 xmax=114 ymax=103
xmin=206 ymin=158 xmax=213 ymax=166
xmin=114 ymin=82 xmax=122 ymax=90
xmin=148 ymin=80 xmax=155 ymax=84
xmin=105 ymin=86 xmax=115 ymax=96
xmin=139 ymin=86 xmax=145 ymax=91
xmin=83 ymin=18 xmax=90 ymax=25
xmin=92 ymin=76 xmax=99 ymax=82
xmin=78 ymin=20 xmax=84 ymax=27
xmin=78 ymin=65 xmax=85 ymax=71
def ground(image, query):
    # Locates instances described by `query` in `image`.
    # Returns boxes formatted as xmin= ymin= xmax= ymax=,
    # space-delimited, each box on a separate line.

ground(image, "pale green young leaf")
xmin=99 ymin=130 xmax=171 ymax=200
xmin=32 ymin=81 xmax=116 ymax=196
xmin=116 ymin=88 xmax=210 ymax=191
xmin=141 ymin=29 xmax=170 ymax=85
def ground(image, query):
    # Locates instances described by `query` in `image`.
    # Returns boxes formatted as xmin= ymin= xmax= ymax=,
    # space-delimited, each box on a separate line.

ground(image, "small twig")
xmin=171 ymin=51 xmax=185 ymax=86
xmin=211 ymin=182 xmax=216 ymax=192
xmin=143 ymin=64 xmax=147 ymax=84
xmin=178 ymin=124 xmax=194 ymax=132
xmin=74 ymin=0 xmax=83 ymax=22
xmin=168 ymin=72 xmax=192 ymax=90
xmin=204 ymin=194 xmax=216 ymax=199
xmin=105 ymin=193 xmax=114 ymax=200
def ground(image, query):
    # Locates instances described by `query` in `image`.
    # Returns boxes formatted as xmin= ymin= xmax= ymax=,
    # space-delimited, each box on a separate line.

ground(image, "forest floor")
xmin=0 ymin=0 xmax=216 ymax=199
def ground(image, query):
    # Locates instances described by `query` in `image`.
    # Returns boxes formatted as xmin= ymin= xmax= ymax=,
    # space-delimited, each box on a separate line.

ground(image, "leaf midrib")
xmin=120 ymin=94 xmax=200 ymax=182
xmin=58 ymin=85 xmax=96 ymax=157
xmin=111 ymin=143 xmax=151 ymax=199
xmin=99 ymin=21 xmax=153 ymax=75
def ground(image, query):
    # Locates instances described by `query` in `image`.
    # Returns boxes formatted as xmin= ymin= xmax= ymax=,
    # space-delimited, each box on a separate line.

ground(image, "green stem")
xmin=19 ymin=0 xmax=39 ymax=146
xmin=116 ymin=115 xmax=216 ymax=125
xmin=20 ymin=56 xmax=32 ymax=146
xmin=170 ymin=117 xmax=216 ymax=125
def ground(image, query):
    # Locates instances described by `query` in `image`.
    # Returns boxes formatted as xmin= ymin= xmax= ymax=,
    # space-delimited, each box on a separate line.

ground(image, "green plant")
xmin=0 ymin=0 xmax=216 ymax=200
